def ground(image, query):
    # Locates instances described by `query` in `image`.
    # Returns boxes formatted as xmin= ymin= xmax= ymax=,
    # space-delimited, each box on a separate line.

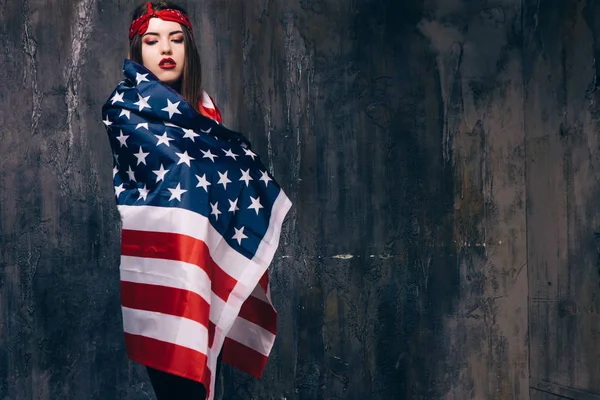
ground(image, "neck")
xmin=167 ymin=78 xmax=182 ymax=93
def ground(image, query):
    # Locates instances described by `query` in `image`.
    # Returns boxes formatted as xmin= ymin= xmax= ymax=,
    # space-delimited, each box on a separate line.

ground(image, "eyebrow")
xmin=142 ymin=30 xmax=184 ymax=37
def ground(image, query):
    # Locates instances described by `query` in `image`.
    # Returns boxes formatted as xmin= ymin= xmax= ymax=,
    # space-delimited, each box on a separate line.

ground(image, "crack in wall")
xmin=281 ymin=13 xmax=312 ymax=245
xmin=21 ymin=0 xmax=43 ymax=136
xmin=62 ymin=0 xmax=98 ymax=182
xmin=283 ymin=13 xmax=308 ymax=184
xmin=418 ymin=19 xmax=464 ymax=165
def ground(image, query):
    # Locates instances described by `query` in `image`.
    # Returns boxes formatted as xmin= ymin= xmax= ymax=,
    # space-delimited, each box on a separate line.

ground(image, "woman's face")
xmin=141 ymin=18 xmax=186 ymax=85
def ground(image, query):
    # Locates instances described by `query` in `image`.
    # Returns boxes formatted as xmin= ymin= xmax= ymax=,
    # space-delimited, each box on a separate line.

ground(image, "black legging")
xmin=146 ymin=367 xmax=207 ymax=400
xmin=146 ymin=355 xmax=221 ymax=400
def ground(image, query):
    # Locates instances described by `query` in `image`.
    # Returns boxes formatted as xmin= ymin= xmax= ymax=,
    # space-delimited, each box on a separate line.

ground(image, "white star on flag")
xmin=127 ymin=166 xmax=136 ymax=182
xmin=138 ymin=185 xmax=149 ymax=201
xmin=154 ymin=132 xmax=174 ymax=147
xmin=136 ymin=123 xmax=149 ymax=130
xmin=134 ymin=94 xmax=151 ymax=111
xmin=134 ymin=146 xmax=150 ymax=165
xmin=201 ymin=149 xmax=218 ymax=162
xmin=210 ymin=202 xmax=221 ymax=220
xmin=228 ymin=198 xmax=240 ymax=213
xmin=119 ymin=109 xmax=131 ymax=119
xmin=164 ymin=122 xmax=179 ymax=127
xmin=168 ymin=183 xmax=187 ymax=201
xmin=239 ymin=169 xmax=253 ymax=186
xmin=113 ymin=166 xmax=118 ymax=178
xmin=248 ymin=196 xmax=263 ymax=215
xmin=232 ymin=226 xmax=248 ymax=245
xmin=195 ymin=174 xmax=211 ymax=192
xmin=244 ymin=148 xmax=257 ymax=160
xmin=153 ymin=164 xmax=169 ymax=182
xmin=259 ymin=170 xmax=272 ymax=186
xmin=217 ymin=171 xmax=232 ymax=189
xmin=176 ymin=151 xmax=195 ymax=166
xmin=136 ymin=72 xmax=149 ymax=85
xmin=162 ymin=99 xmax=182 ymax=119
xmin=201 ymin=127 xmax=212 ymax=134
xmin=111 ymin=91 xmax=124 ymax=105
xmin=114 ymin=183 xmax=126 ymax=198
xmin=117 ymin=130 xmax=129 ymax=148
xmin=110 ymin=92 xmax=125 ymax=105
xmin=223 ymin=148 xmax=238 ymax=160
xmin=183 ymin=128 xmax=199 ymax=141
xmin=103 ymin=116 xmax=112 ymax=126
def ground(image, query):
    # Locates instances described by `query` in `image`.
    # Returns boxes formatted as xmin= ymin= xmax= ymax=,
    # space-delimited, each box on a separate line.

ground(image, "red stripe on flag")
xmin=124 ymin=333 xmax=211 ymax=394
xmin=222 ymin=337 xmax=269 ymax=378
xmin=238 ymin=296 xmax=277 ymax=335
xmin=121 ymin=229 xmax=237 ymax=301
xmin=121 ymin=281 xmax=210 ymax=327
xmin=258 ymin=271 xmax=269 ymax=291
xmin=208 ymin=321 xmax=215 ymax=348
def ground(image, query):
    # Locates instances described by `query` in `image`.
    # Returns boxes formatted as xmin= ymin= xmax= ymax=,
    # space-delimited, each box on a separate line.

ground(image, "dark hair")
xmin=129 ymin=1 xmax=202 ymax=113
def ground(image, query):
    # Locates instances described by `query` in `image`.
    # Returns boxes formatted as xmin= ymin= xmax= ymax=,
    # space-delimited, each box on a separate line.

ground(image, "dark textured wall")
xmin=525 ymin=1 xmax=600 ymax=399
xmin=1 ymin=0 xmax=599 ymax=399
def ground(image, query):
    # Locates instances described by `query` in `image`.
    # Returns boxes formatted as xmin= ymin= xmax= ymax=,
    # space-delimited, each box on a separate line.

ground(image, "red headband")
xmin=129 ymin=2 xmax=193 ymax=40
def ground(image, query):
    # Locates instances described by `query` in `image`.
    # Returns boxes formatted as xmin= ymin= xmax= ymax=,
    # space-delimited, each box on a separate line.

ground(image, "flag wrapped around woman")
xmin=101 ymin=58 xmax=291 ymax=399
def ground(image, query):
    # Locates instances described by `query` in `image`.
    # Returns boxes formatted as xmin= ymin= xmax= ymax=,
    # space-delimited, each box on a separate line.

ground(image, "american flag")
xmin=101 ymin=60 xmax=292 ymax=399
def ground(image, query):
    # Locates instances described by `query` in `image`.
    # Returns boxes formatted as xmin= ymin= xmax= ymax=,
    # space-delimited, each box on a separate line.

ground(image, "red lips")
xmin=159 ymin=57 xmax=176 ymax=70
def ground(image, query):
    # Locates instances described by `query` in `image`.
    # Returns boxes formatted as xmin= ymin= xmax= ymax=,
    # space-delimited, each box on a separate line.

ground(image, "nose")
xmin=159 ymin=39 xmax=172 ymax=55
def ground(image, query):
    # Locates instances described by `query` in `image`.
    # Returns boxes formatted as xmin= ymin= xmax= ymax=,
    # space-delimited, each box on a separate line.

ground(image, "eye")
xmin=172 ymin=38 xmax=184 ymax=43
xmin=143 ymin=40 xmax=158 ymax=45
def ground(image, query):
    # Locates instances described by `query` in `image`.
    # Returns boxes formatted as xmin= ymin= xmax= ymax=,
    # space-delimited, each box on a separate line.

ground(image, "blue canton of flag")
xmin=102 ymin=60 xmax=286 ymax=261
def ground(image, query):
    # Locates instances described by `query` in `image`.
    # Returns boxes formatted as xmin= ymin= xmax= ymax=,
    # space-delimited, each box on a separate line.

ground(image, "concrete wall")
xmin=0 ymin=0 xmax=598 ymax=399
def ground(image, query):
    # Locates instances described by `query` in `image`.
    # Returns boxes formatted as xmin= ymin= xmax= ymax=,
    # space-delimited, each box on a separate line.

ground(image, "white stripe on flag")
xmin=200 ymin=91 xmax=215 ymax=109
xmin=122 ymin=306 xmax=209 ymax=354
xmin=120 ymin=256 xmax=212 ymax=304
xmin=227 ymin=316 xmax=276 ymax=356
xmin=252 ymin=192 xmax=293 ymax=266
xmin=250 ymin=283 xmax=271 ymax=304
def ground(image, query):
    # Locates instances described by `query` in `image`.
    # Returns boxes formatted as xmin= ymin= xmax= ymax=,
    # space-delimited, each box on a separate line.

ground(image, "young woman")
xmin=102 ymin=2 xmax=292 ymax=399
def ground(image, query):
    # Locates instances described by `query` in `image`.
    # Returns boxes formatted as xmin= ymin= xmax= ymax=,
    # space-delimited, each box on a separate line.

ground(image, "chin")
xmin=155 ymin=70 xmax=183 ymax=85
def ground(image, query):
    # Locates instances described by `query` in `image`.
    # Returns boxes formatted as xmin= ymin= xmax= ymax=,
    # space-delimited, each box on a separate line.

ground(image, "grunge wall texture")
xmin=1 ymin=0 xmax=600 ymax=399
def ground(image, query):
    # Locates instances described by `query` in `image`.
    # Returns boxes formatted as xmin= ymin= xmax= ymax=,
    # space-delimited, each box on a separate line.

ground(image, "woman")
xmin=101 ymin=2 xmax=292 ymax=399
